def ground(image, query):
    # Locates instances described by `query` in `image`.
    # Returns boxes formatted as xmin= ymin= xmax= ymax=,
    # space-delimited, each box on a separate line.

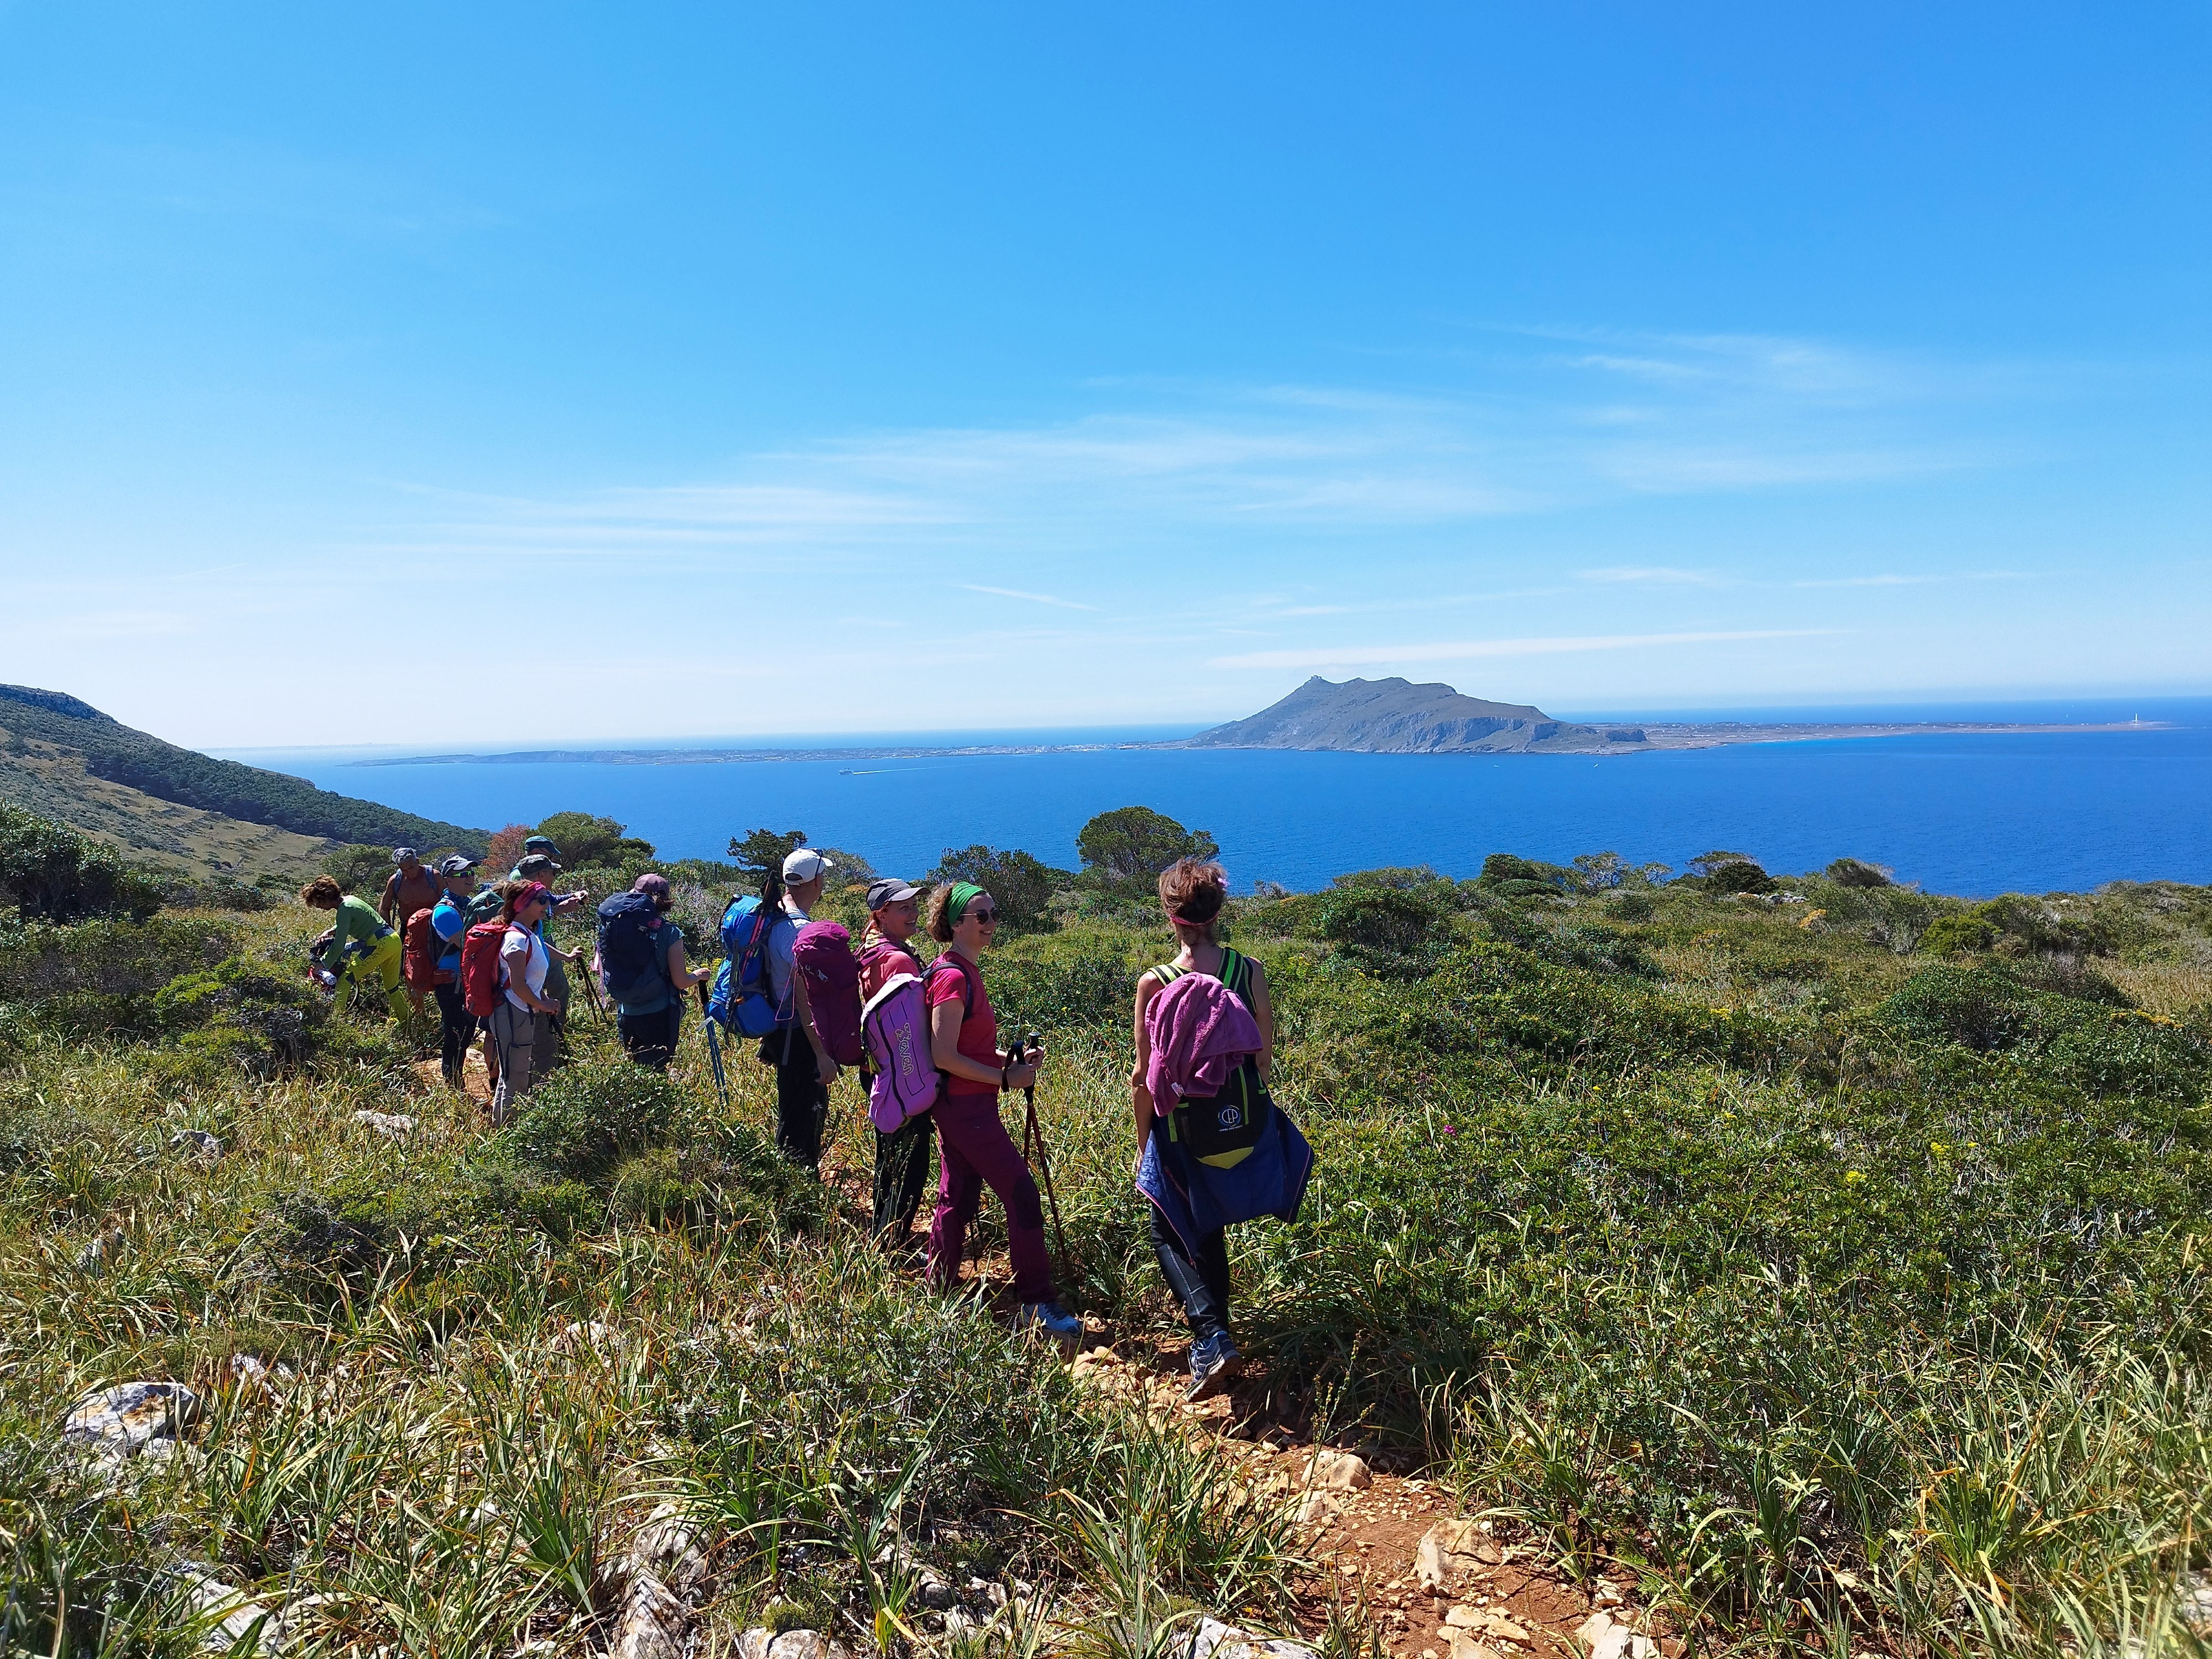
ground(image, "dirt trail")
xmin=1062 ymin=1344 xmax=1672 ymax=1659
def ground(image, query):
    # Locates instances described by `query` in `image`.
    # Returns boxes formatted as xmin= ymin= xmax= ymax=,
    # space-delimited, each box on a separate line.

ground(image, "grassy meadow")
xmin=2 ymin=846 xmax=2210 ymax=1657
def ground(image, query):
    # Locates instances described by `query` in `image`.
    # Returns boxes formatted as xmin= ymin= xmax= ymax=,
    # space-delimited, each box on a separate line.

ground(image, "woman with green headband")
xmin=922 ymin=880 xmax=1084 ymax=1345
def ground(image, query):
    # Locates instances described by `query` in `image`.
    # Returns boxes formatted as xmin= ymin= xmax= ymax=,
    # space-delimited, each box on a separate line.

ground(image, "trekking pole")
xmin=696 ymin=979 xmax=730 ymax=1111
xmin=1018 ymin=1029 xmax=1074 ymax=1296
xmin=575 ymin=953 xmax=609 ymax=1026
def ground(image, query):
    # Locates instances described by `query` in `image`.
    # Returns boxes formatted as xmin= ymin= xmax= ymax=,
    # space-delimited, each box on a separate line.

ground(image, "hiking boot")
xmin=1185 ymin=1332 xmax=1240 ymax=1402
xmin=1019 ymin=1302 xmax=1084 ymax=1348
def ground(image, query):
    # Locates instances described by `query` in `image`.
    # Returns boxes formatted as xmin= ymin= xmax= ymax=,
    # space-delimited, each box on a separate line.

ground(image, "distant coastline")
xmin=348 ymin=717 xmax=2165 ymax=768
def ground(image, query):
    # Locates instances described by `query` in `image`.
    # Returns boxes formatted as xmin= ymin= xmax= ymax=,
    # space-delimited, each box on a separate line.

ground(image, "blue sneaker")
xmin=1020 ymin=1302 xmax=1084 ymax=1346
xmin=1186 ymin=1332 xmax=1240 ymax=1401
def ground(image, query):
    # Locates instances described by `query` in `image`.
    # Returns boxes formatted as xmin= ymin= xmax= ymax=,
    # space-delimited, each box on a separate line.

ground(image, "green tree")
xmin=928 ymin=845 xmax=1068 ymax=933
xmin=1571 ymin=852 xmax=1627 ymax=893
xmin=1074 ymin=807 xmax=1218 ymax=889
xmin=535 ymin=811 xmax=656 ymax=869
xmin=727 ymin=828 xmax=807 ymax=885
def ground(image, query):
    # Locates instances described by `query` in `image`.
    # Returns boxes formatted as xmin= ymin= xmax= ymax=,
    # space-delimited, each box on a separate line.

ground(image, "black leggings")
xmin=433 ymin=981 xmax=472 ymax=1086
xmin=617 ymin=1003 xmax=682 ymax=1070
xmin=1149 ymin=1206 xmax=1232 ymax=1344
xmin=763 ymin=1027 xmax=828 ymax=1173
xmin=873 ymin=1108 xmax=935 ymax=1243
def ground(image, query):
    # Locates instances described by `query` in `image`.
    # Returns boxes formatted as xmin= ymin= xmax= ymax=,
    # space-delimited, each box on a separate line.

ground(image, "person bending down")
xmin=300 ymin=875 xmax=411 ymax=1022
xmin=922 ymin=880 xmax=1083 ymax=1345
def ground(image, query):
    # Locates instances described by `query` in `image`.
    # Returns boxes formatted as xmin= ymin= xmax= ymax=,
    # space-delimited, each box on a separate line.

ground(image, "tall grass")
xmin=1 ymin=873 xmax=2208 ymax=1657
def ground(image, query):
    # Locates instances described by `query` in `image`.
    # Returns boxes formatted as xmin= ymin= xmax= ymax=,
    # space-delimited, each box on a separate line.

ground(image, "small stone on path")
xmin=1304 ymin=1449 xmax=1373 ymax=1490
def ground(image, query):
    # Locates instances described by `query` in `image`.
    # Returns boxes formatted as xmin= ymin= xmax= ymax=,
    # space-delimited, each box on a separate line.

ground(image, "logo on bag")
xmin=1214 ymin=1102 xmax=1245 ymax=1133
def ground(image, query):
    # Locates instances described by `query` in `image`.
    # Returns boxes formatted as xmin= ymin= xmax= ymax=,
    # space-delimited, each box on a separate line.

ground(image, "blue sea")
xmin=222 ymin=698 xmax=2212 ymax=898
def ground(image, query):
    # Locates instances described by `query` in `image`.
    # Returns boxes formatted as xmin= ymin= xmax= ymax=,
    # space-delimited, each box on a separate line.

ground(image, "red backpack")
xmin=460 ymin=920 xmax=512 ymax=1018
xmin=401 ymin=907 xmax=450 ymax=992
xmin=793 ymin=921 xmax=864 ymax=1066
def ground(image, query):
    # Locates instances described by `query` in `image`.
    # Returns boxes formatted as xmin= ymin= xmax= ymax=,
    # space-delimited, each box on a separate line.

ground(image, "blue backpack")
xmin=706 ymin=893 xmax=787 ymax=1037
xmin=596 ymin=890 xmax=669 ymax=1004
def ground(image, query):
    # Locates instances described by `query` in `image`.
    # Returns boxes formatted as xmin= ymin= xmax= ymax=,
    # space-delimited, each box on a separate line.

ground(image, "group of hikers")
xmin=300 ymin=840 xmax=1311 ymax=1397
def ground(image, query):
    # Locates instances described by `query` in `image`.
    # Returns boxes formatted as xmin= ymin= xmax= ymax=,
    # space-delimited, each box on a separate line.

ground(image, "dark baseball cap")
xmin=866 ymin=877 xmax=922 ymax=910
xmin=523 ymin=835 xmax=562 ymax=858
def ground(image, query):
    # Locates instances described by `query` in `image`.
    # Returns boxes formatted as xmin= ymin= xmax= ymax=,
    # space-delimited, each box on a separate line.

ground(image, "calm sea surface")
xmin=225 ymin=700 xmax=2212 ymax=898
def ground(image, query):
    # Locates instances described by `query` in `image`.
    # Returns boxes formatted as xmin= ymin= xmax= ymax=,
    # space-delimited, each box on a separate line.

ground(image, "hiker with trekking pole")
xmin=1132 ymin=858 xmax=1314 ymax=1401
xmin=917 ymin=881 xmax=1084 ymax=1347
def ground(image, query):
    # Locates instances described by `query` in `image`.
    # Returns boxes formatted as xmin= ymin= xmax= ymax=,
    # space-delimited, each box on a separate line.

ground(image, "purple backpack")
xmin=863 ymin=972 xmax=937 ymax=1132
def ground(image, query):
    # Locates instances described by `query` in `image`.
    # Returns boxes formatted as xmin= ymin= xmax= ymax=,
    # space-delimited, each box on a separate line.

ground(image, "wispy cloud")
xmin=1578 ymin=565 xmax=1725 ymax=587
xmin=368 ymin=328 xmax=2023 ymax=593
xmin=1209 ymin=629 xmax=1832 ymax=672
xmin=1792 ymin=570 xmax=2029 ymax=589
xmin=960 ymin=584 xmax=1099 ymax=611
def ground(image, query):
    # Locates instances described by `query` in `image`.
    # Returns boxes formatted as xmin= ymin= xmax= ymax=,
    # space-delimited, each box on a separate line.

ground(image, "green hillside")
xmin=3 ymin=806 xmax=2210 ymax=1655
xmin=0 ymin=685 xmax=486 ymax=857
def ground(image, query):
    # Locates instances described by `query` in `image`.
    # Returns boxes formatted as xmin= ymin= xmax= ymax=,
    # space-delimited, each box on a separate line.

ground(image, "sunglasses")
xmin=965 ymin=906 xmax=999 ymax=924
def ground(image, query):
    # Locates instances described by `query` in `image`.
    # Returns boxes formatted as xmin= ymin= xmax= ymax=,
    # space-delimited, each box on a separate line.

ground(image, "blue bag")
xmin=707 ymin=893 xmax=785 ymax=1037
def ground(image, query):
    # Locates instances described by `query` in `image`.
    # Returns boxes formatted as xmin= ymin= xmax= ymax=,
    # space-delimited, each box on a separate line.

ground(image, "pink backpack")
xmin=793 ymin=921 xmax=865 ymax=1067
xmin=863 ymin=971 xmax=939 ymax=1131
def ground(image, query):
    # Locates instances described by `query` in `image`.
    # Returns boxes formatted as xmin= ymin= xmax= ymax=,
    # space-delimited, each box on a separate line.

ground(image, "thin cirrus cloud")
xmin=1209 ymin=629 xmax=1830 ymax=672
xmin=959 ymin=584 xmax=1099 ymax=611
xmin=1793 ymin=570 xmax=2030 ymax=589
xmin=1577 ymin=566 xmax=1725 ymax=586
xmin=382 ymin=328 xmax=1989 ymax=576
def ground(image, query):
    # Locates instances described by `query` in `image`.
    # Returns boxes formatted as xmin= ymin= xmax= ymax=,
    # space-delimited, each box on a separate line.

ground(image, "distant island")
xmin=1181 ymin=677 xmax=1646 ymax=753
xmin=1177 ymin=677 xmax=2159 ymax=755
xmin=351 ymin=677 xmax=2164 ymax=769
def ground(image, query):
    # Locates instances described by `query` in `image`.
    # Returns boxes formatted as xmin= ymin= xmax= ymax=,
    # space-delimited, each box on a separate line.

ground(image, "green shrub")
xmin=1481 ymin=909 xmax=1658 ymax=978
xmin=496 ymin=1059 xmax=691 ymax=1183
xmin=1881 ymin=964 xmax=2044 ymax=1051
xmin=1076 ymin=806 xmax=1218 ymax=890
xmin=150 ymin=953 xmax=328 ymax=1079
xmin=0 ymin=916 xmax=236 ymax=1003
xmin=0 ymin=804 xmax=163 ymax=923
xmin=1825 ymin=857 xmax=1893 ymax=888
xmin=1318 ymin=884 xmax=1457 ymax=979
xmin=1919 ymin=911 xmax=1998 ymax=956
xmin=988 ymin=947 xmax=1136 ymax=1036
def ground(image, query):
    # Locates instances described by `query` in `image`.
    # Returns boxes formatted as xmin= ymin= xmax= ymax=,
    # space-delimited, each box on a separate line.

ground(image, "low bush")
xmin=1317 ymin=884 xmax=1458 ymax=979
xmin=0 ymin=803 xmax=164 ymax=923
xmin=495 ymin=1058 xmax=692 ymax=1183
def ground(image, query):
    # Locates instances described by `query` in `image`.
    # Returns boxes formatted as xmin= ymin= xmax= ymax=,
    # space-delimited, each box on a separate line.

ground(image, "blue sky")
xmin=2 ymin=3 xmax=2205 ymax=747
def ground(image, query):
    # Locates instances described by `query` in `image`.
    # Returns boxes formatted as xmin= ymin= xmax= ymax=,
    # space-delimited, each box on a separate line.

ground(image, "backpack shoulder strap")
xmin=1219 ymin=948 xmax=1251 ymax=1003
xmin=1151 ymin=962 xmax=1184 ymax=986
xmin=921 ymin=954 xmax=975 ymax=1017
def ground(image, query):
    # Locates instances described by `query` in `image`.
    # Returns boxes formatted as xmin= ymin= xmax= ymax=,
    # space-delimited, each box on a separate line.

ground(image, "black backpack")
xmin=596 ymin=891 xmax=668 ymax=1003
xmin=1152 ymin=949 xmax=1272 ymax=1165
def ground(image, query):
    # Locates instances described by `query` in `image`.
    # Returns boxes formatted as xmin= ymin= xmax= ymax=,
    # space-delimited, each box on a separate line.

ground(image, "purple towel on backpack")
xmin=1144 ymin=971 xmax=1264 ymax=1114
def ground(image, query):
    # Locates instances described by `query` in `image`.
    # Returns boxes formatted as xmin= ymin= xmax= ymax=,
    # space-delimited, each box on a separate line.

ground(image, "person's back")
xmin=384 ymin=862 xmax=440 ymax=928
xmin=601 ymin=874 xmax=706 ymax=1070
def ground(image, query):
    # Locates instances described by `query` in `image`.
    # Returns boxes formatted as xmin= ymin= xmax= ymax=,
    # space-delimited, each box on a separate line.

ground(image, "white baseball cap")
xmin=782 ymin=847 xmax=832 ymax=884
